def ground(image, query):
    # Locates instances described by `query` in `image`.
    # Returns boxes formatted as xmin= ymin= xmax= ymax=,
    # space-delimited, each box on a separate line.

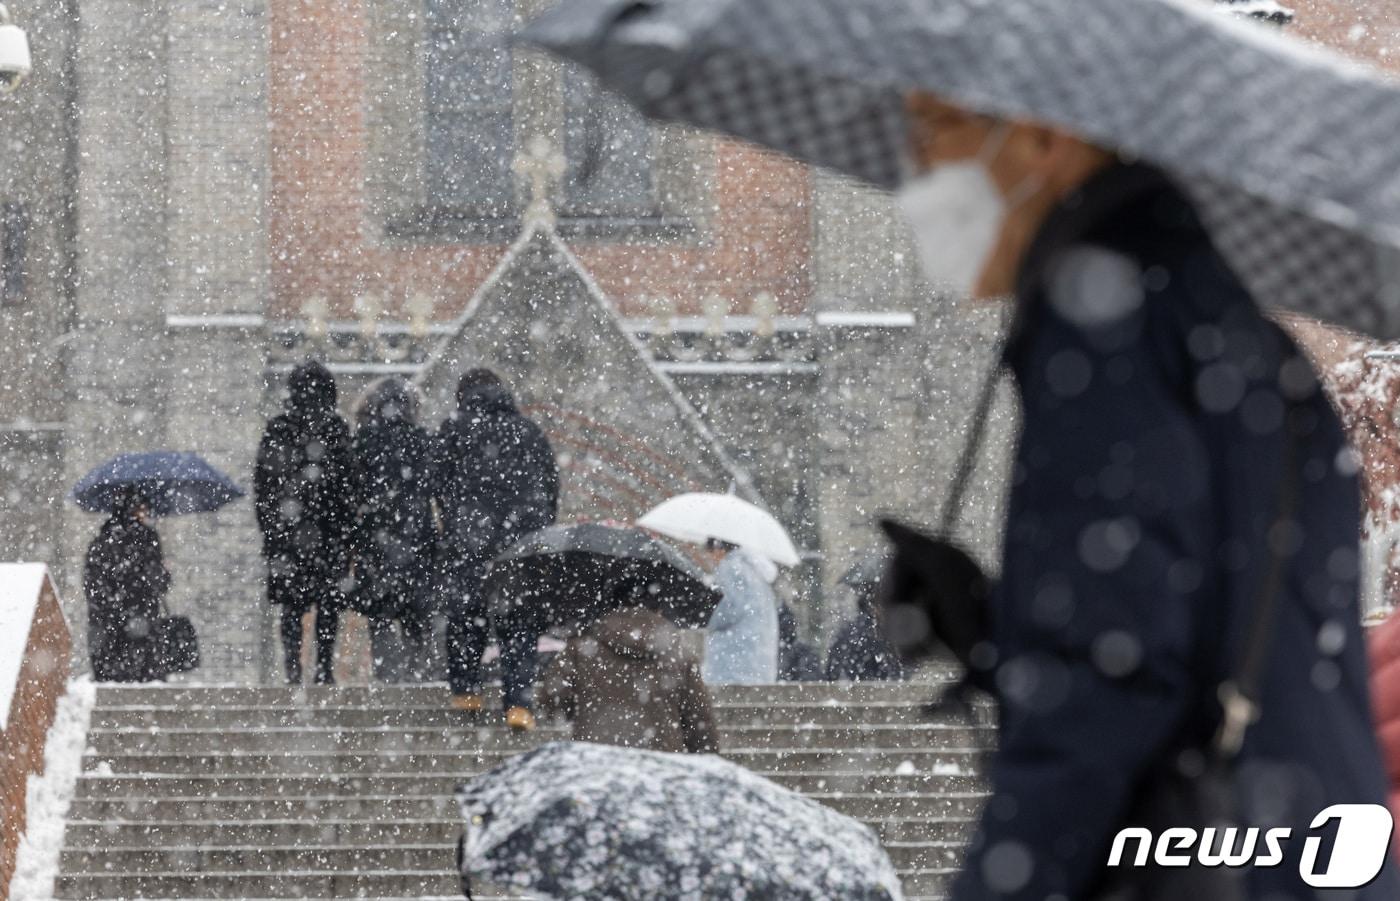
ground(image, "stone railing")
xmin=0 ymin=564 xmax=70 ymax=894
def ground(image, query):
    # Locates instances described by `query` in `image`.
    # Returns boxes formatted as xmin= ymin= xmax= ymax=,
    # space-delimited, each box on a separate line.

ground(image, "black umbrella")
xmin=521 ymin=0 xmax=1400 ymax=340
xmin=456 ymin=741 xmax=904 ymax=901
xmin=484 ymin=523 xmax=721 ymax=629
xmin=72 ymin=451 xmax=244 ymax=516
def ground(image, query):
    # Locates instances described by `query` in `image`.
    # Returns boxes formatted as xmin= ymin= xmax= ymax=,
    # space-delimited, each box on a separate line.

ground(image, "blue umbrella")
xmin=72 ymin=451 xmax=244 ymax=516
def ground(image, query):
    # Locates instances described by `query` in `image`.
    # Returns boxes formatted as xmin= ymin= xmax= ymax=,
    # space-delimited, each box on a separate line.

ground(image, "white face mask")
xmin=895 ymin=124 xmax=1036 ymax=297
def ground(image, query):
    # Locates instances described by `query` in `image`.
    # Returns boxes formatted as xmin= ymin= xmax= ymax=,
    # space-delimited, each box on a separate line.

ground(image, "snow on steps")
xmin=51 ymin=681 xmax=991 ymax=900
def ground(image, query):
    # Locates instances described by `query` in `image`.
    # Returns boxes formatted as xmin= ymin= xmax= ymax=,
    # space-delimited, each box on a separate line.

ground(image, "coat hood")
xmin=287 ymin=361 xmax=337 ymax=416
xmin=357 ymin=376 xmax=419 ymax=428
xmin=456 ymin=381 xmax=517 ymax=417
xmin=586 ymin=608 xmax=677 ymax=661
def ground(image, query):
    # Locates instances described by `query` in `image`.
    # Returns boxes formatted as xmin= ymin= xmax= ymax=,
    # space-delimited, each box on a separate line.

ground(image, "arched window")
xmin=561 ymin=71 xmax=656 ymax=219
xmin=424 ymin=0 xmax=515 ymax=216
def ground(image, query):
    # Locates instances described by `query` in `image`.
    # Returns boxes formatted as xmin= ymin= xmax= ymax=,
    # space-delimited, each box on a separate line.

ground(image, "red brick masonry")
xmin=0 ymin=572 xmax=71 ymax=898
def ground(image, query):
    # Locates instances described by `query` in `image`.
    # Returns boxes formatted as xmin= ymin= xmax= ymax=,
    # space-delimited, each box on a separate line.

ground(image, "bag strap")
xmin=1212 ymin=405 xmax=1302 ymax=759
xmin=939 ymin=306 xmax=1019 ymax=536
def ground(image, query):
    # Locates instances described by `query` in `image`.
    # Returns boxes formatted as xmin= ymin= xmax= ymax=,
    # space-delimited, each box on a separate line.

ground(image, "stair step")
xmin=90 ymin=679 xmax=960 ymax=708
xmin=53 ymin=868 xmax=954 ymax=899
xmin=60 ymin=841 xmax=964 ymax=873
xmin=82 ymin=747 xmax=987 ymax=776
xmin=64 ymin=815 xmax=978 ymax=847
xmin=83 ymin=723 xmax=994 ymax=754
xmin=68 ymin=790 xmax=986 ymax=822
xmin=90 ymin=700 xmax=980 ymax=729
xmin=73 ymin=771 xmax=986 ymax=798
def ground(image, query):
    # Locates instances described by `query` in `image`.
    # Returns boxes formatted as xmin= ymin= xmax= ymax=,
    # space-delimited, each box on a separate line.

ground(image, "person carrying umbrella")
xmin=638 ymin=492 xmax=800 ymax=685
xmin=538 ymin=597 xmax=720 ymax=754
xmin=488 ymin=522 xmax=724 ymax=748
xmin=523 ymin=1 xmax=1400 ymax=896
xmin=73 ymin=450 xmax=242 ymax=681
xmin=255 ymin=361 xmax=359 ymax=687
xmin=433 ymin=369 xmax=559 ymax=727
xmin=82 ymin=487 xmax=170 ymax=682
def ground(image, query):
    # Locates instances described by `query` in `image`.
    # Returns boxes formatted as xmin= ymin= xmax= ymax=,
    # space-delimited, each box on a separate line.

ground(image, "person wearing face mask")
xmin=895 ymin=94 xmax=1396 ymax=900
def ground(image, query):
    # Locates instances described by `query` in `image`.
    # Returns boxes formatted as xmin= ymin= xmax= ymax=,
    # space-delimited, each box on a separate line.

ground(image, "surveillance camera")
xmin=0 ymin=5 xmax=31 ymax=95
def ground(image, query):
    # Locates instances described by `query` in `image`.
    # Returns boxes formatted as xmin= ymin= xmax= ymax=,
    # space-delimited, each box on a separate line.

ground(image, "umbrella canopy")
xmin=456 ymin=741 xmax=904 ymax=901
xmin=72 ymin=451 xmax=244 ymax=516
xmin=485 ymin=522 xmax=721 ymax=629
xmin=521 ymin=0 xmax=1400 ymax=339
xmin=637 ymin=492 xmax=801 ymax=567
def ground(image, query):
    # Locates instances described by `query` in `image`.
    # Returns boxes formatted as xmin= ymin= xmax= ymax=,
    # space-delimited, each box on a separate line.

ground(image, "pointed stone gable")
xmin=417 ymin=228 xmax=755 ymax=525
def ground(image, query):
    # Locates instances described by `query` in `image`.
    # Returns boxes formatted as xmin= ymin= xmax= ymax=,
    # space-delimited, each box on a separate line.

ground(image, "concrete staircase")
xmin=53 ymin=681 xmax=991 ymax=900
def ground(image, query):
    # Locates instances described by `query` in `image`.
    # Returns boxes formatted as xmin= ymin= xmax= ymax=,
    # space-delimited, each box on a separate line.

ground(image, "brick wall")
xmin=266 ymin=0 xmax=813 ymax=322
xmin=0 ymin=571 xmax=71 ymax=895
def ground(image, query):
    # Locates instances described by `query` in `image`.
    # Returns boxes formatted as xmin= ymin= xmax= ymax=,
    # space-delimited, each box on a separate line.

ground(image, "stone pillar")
xmin=809 ymin=172 xmax=1017 ymax=634
xmin=159 ymin=0 xmax=273 ymax=684
xmin=61 ymin=0 xmax=174 ymax=652
xmin=63 ymin=0 xmax=275 ymax=682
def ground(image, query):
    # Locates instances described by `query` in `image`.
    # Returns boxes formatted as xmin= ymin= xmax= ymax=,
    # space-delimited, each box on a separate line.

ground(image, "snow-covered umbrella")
xmin=520 ymin=0 xmax=1400 ymax=339
xmin=485 ymin=522 xmax=721 ymax=629
xmin=456 ymin=741 xmax=905 ymax=901
xmin=637 ymin=492 xmax=801 ymax=567
xmin=71 ymin=451 xmax=244 ymax=516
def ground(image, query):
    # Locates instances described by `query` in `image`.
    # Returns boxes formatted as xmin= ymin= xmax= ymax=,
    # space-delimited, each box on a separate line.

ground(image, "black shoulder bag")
xmin=1091 ymin=408 xmax=1300 ymax=900
xmin=155 ymin=598 xmax=201 ymax=676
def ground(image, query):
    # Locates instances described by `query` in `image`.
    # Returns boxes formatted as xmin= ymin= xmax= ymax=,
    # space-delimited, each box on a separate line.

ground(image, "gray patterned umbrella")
xmin=521 ymin=0 xmax=1400 ymax=338
xmin=456 ymin=741 xmax=904 ymax=900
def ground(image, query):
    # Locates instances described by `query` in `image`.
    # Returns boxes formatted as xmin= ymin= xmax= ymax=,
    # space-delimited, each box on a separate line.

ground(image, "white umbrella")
xmin=638 ymin=492 xmax=801 ymax=568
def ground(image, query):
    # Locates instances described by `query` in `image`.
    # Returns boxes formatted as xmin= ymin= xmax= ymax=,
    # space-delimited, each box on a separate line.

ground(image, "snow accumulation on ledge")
xmin=0 ymin=563 xmax=48 ymax=729
xmin=7 ymin=678 xmax=96 ymax=901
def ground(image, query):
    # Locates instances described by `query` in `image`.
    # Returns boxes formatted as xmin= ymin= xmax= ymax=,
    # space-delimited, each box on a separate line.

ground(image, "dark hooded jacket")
xmin=254 ymin=362 xmax=359 ymax=611
xmin=539 ymin=607 xmax=719 ymax=753
xmin=778 ymin=603 xmax=824 ymax=682
xmin=825 ymin=599 xmax=903 ymax=683
xmin=952 ymin=164 xmax=1399 ymax=900
xmin=351 ymin=377 xmax=436 ymax=620
xmin=433 ymin=380 xmax=559 ymax=569
xmin=84 ymin=505 xmax=170 ymax=682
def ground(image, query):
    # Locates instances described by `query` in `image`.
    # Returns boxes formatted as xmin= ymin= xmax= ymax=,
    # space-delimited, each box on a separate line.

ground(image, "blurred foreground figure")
xmin=84 ymin=489 xmax=169 ymax=682
xmin=702 ymin=541 xmax=779 ymax=684
xmin=255 ymin=361 xmax=358 ymax=686
xmin=353 ymin=377 xmax=436 ymax=683
xmin=897 ymin=94 xmax=1395 ymax=899
xmin=434 ymin=369 xmax=559 ymax=727
xmin=540 ymin=605 xmax=718 ymax=753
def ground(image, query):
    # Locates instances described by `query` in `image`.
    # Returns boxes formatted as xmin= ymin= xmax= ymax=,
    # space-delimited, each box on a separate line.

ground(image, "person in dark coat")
xmin=826 ymin=595 xmax=903 ymax=683
xmin=254 ymin=361 xmax=359 ymax=686
xmin=352 ymin=376 xmax=436 ymax=683
xmin=777 ymin=603 xmax=823 ymax=682
xmin=539 ymin=605 xmax=719 ymax=753
xmin=83 ymin=488 xmax=169 ymax=682
xmin=434 ymin=369 xmax=559 ymax=726
xmin=897 ymin=95 xmax=1399 ymax=899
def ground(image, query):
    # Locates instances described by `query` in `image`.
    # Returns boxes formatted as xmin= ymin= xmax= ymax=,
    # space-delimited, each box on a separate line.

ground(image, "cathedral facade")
xmin=0 ymin=0 xmax=1052 ymax=683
